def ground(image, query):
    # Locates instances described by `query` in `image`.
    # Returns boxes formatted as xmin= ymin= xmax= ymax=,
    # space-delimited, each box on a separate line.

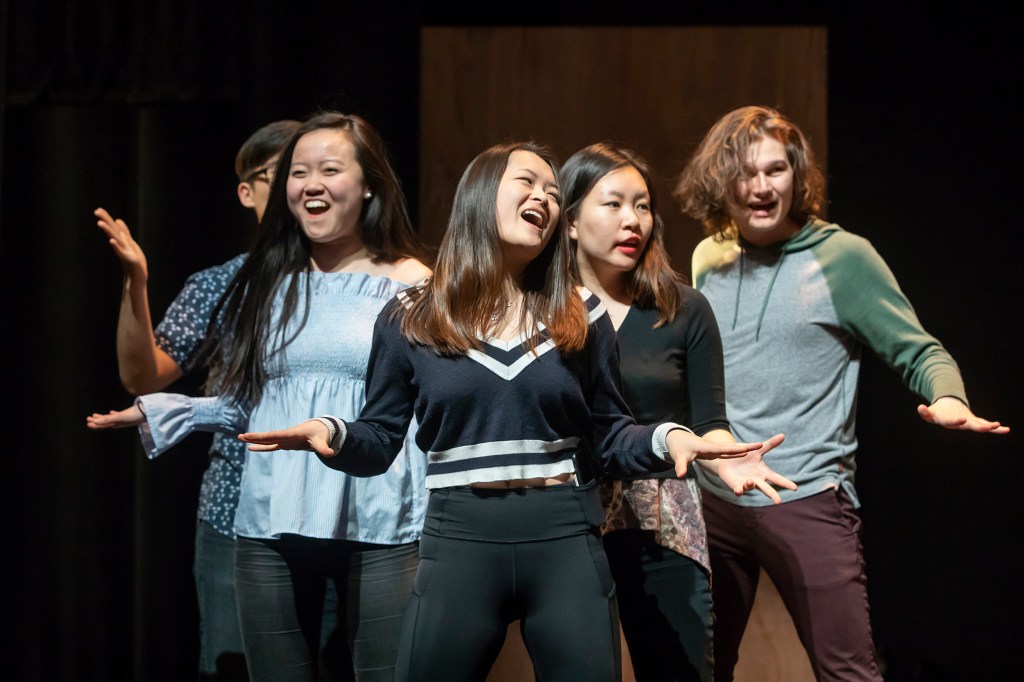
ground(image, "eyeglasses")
xmin=245 ymin=163 xmax=276 ymax=184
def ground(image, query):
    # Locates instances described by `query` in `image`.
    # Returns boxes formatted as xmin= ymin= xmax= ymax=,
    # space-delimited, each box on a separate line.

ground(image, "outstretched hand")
xmin=666 ymin=429 xmax=783 ymax=478
xmin=239 ymin=420 xmax=335 ymax=457
xmin=714 ymin=434 xmax=796 ymax=504
xmin=95 ymin=207 xmax=148 ymax=281
xmin=917 ymin=396 xmax=1009 ymax=434
xmin=86 ymin=404 xmax=145 ymax=430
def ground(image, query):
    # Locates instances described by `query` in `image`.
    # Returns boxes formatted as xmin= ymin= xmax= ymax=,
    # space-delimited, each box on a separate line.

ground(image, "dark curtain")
xmin=3 ymin=3 xmax=1021 ymax=682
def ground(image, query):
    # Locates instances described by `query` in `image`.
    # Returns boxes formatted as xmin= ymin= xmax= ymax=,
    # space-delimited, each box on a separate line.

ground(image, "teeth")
xmin=522 ymin=209 xmax=544 ymax=226
xmin=305 ymin=200 xmax=328 ymax=209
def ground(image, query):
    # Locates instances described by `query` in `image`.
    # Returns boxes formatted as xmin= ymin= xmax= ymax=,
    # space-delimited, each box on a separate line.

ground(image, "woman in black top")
xmin=561 ymin=142 xmax=795 ymax=681
xmin=238 ymin=141 xmax=784 ymax=682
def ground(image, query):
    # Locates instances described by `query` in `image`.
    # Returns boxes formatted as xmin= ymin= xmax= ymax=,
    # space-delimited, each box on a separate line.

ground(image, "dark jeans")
xmin=234 ymin=535 xmax=418 ymax=682
xmin=604 ymin=530 xmax=713 ymax=682
xmin=194 ymin=520 xmax=247 ymax=681
xmin=703 ymin=488 xmax=882 ymax=682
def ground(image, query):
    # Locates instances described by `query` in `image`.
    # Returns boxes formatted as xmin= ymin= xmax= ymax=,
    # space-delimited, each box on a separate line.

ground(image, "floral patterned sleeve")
xmin=154 ymin=254 xmax=246 ymax=373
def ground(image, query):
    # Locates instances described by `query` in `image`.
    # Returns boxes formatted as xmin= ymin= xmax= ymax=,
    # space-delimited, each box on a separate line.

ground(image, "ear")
xmin=237 ymin=182 xmax=256 ymax=209
xmin=567 ymin=216 xmax=579 ymax=241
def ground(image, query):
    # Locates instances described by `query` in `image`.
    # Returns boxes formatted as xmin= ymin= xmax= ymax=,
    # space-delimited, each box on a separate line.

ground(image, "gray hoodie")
xmin=692 ymin=218 xmax=966 ymax=507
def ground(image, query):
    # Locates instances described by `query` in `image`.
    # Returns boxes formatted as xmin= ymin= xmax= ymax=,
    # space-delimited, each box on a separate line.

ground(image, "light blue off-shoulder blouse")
xmin=138 ymin=271 xmax=427 ymax=545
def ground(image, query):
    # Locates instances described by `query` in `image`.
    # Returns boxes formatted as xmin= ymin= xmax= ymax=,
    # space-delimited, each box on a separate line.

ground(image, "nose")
xmin=622 ymin=206 xmax=641 ymax=231
xmin=303 ymin=175 xmax=325 ymax=193
xmin=751 ymin=172 xmax=771 ymax=193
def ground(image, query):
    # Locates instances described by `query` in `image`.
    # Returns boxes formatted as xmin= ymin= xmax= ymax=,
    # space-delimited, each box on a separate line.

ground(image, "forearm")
xmin=116 ymin=275 xmax=182 ymax=394
xmin=316 ymin=415 xmax=407 ymax=477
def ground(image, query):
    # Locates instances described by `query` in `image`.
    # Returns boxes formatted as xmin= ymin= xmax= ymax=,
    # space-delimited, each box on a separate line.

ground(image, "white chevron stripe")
xmin=428 ymin=436 xmax=581 ymax=463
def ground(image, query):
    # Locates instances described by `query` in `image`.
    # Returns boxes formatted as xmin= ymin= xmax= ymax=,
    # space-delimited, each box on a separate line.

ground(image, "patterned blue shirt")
xmin=153 ymin=253 xmax=246 ymax=537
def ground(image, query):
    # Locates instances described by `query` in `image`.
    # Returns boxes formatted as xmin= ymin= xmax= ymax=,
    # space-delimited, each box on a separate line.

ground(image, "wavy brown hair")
xmin=561 ymin=142 xmax=683 ymax=327
xmin=674 ymin=105 xmax=825 ymax=240
xmin=401 ymin=141 xmax=588 ymax=356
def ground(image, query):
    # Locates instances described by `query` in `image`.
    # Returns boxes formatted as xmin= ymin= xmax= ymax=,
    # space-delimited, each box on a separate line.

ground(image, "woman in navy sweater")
xmin=561 ymin=142 xmax=795 ymax=681
xmin=239 ymin=141 xmax=784 ymax=682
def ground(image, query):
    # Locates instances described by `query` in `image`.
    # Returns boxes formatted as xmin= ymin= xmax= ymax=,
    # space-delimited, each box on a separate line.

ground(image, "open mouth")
xmin=305 ymin=199 xmax=329 ymax=215
xmin=616 ymin=237 xmax=642 ymax=253
xmin=521 ymin=208 xmax=547 ymax=228
xmin=749 ymin=199 xmax=777 ymax=214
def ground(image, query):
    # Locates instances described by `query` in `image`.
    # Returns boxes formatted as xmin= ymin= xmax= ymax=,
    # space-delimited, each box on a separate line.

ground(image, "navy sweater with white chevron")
xmin=321 ymin=285 xmax=683 ymax=488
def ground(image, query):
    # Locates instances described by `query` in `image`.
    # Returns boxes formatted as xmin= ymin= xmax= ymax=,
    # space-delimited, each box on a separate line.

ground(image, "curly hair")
xmin=674 ymin=105 xmax=825 ymax=239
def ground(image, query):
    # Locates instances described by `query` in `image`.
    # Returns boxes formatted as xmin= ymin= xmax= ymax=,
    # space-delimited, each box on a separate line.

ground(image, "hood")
xmin=772 ymin=216 xmax=841 ymax=253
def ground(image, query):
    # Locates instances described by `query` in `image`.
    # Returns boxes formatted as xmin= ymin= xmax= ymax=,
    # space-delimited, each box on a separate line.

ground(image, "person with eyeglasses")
xmin=93 ymin=119 xmax=301 ymax=681
xmin=90 ymin=112 xmax=433 ymax=682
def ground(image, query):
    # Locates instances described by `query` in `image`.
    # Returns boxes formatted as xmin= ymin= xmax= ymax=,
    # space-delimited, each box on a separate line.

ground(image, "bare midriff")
xmin=470 ymin=473 xmax=574 ymax=489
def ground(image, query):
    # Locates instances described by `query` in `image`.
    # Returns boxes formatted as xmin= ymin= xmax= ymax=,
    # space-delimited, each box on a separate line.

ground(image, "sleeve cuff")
xmin=318 ymin=414 xmax=348 ymax=456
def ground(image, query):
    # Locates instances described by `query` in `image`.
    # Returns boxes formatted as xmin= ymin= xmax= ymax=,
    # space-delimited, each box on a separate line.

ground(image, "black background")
xmin=2 ymin=2 xmax=1020 ymax=680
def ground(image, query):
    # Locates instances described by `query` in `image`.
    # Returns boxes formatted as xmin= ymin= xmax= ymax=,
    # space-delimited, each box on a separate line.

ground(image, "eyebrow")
xmin=601 ymin=189 xmax=649 ymax=199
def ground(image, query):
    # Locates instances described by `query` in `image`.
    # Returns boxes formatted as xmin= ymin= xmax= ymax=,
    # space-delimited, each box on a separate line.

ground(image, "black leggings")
xmin=395 ymin=484 xmax=621 ymax=682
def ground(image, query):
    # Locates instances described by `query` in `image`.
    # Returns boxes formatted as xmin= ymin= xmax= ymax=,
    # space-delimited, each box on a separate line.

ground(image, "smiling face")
xmin=569 ymin=165 xmax=654 ymax=284
xmin=286 ymin=128 xmax=369 ymax=249
xmin=494 ymin=150 xmax=562 ymax=274
xmin=728 ymin=134 xmax=801 ymax=246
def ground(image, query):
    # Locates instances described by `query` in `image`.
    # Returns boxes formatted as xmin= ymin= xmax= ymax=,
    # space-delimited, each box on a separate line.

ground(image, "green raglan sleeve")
xmin=816 ymin=232 xmax=968 ymax=405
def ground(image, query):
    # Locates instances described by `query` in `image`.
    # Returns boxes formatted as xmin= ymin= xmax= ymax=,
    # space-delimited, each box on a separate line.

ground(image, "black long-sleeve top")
xmin=321 ymin=285 xmax=686 ymax=488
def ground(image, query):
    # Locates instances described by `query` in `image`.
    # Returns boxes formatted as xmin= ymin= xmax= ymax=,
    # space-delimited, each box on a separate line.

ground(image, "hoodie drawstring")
xmin=735 ymin=247 xmax=787 ymax=341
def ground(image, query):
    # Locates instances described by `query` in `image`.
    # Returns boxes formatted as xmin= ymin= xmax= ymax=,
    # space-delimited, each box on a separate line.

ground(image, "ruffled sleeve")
xmin=136 ymin=393 xmax=250 ymax=459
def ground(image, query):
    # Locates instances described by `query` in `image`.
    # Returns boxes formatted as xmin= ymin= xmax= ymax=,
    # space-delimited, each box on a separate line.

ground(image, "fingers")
xmin=244 ymin=443 xmax=282 ymax=452
xmin=918 ymin=403 xmax=1009 ymax=434
xmin=715 ymin=441 xmax=764 ymax=459
xmin=86 ymin=410 xmax=127 ymax=430
xmin=238 ymin=431 xmax=280 ymax=443
xmin=767 ymin=472 xmax=798 ymax=491
xmin=755 ymin=479 xmax=783 ymax=504
xmin=965 ymin=420 xmax=1010 ymax=434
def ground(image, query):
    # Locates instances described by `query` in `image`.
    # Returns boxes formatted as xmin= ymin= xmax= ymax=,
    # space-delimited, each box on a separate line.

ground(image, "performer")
xmin=674 ymin=105 xmax=1008 ymax=681
xmin=94 ymin=119 xmax=299 ymax=681
xmin=89 ymin=112 xmax=432 ymax=682
xmin=561 ymin=142 xmax=795 ymax=682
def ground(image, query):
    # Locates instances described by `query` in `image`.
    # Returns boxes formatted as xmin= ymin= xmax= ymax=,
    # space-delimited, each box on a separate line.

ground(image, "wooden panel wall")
xmin=419 ymin=26 xmax=826 ymax=278
xmin=420 ymin=26 xmax=826 ymax=682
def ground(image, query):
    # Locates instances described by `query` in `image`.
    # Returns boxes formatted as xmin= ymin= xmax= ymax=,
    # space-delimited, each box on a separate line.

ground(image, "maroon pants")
xmin=702 ymin=488 xmax=883 ymax=682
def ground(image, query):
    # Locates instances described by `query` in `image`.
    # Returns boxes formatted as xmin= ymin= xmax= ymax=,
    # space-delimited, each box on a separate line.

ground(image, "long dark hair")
xmin=204 ymin=111 xmax=426 ymax=405
xmin=401 ymin=141 xmax=588 ymax=355
xmin=561 ymin=142 xmax=683 ymax=327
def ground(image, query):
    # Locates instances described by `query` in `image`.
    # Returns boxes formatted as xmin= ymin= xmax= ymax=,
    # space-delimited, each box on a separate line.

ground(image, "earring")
xmin=364 ymin=191 xmax=373 ymax=199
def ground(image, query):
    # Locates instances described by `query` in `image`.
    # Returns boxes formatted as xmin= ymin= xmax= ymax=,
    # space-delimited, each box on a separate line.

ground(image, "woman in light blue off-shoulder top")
xmin=89 ymin=111 xmax=432 ymax=682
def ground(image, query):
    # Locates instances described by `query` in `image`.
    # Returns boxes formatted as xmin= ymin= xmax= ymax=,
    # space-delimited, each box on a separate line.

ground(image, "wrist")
xmin=658 ymin=423 xmax=694 ymax=463
xmin=309 ymin=415 xmax=347 ymax=455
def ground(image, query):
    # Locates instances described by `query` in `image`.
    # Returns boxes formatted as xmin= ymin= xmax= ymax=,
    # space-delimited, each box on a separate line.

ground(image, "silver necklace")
xmin=490 ymin=299 xmax=513 ymax=322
